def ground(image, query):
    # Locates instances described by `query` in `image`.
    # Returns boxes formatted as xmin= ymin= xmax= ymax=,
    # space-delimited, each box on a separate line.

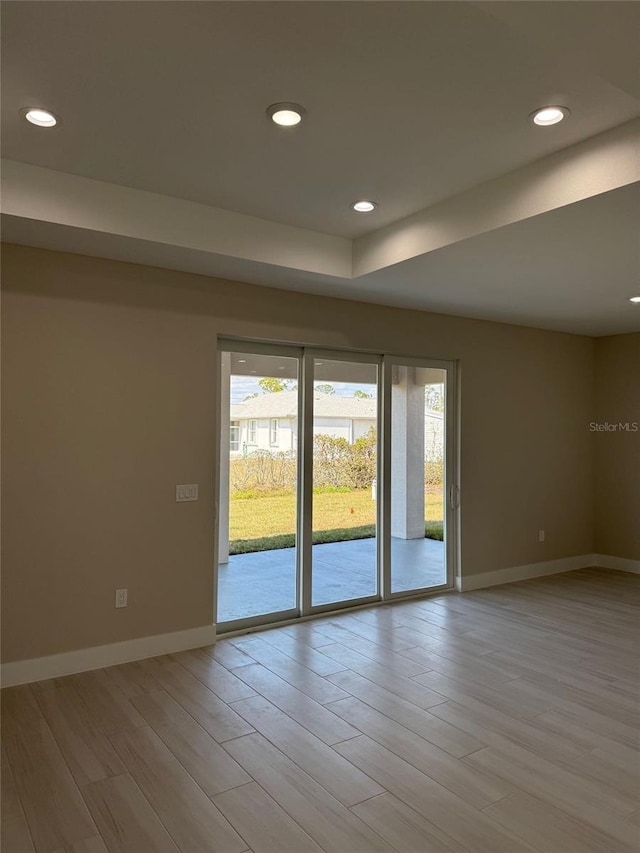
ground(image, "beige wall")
xmin=1 ymin=244 xmax=596 ymax=662
xmin=594 ymin=333 xmax=640 ymax=560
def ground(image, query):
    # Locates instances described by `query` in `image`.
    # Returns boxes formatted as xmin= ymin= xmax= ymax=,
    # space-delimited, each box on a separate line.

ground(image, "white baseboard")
xmin=593 ymin=553 xmax=640 ymax=574
xmin=4 ymin=553 xmax=638 ymax=687
xmin=455 ymin=554 xmax=596 ymax=592
xmin=455 ymin=552 xmax=640 ymax=592
xmin=1 ymin=623 xmax=217 ymax=688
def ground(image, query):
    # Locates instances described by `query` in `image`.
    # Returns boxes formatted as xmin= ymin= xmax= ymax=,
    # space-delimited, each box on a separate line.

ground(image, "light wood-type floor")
xmin=2 ymin=568 xmax=639 ymax=853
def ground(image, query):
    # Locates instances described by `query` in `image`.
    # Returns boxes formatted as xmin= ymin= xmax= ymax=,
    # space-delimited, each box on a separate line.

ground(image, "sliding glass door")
xmin=385 ymin=360 xmax=451 ymax=595
xmin=217 ymin=342 xmax=456 ymax=630
xmin=217 ymin=347 xmax=301 ymax=626
xmin=310 ymin=356 xmax=379 ymax=608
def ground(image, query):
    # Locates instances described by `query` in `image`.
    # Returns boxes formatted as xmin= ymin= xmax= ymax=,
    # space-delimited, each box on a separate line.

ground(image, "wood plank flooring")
xmin=2 ymin=568 xmax=639 ymax=853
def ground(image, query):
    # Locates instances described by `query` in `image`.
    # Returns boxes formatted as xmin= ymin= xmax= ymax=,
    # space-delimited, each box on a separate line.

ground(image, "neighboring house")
xmin=230 ymin=391 xmax=376 ymax=454
xmin=230 ymin=390 xmax=443 ymax=458
xmin=424 ymin=408 xmax=444 ymax=461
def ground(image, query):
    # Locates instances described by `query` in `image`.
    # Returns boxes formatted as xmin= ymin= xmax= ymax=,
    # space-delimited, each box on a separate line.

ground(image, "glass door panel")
xmin=389 ymin=364 xmax=447 ymax=593
xmin=217 ymin=343 xmax=456 ymax=632
xmin=311 ymin=358 xmax=379 ymax=607
xmin=217 ymin=349 xmax=300 ymax=625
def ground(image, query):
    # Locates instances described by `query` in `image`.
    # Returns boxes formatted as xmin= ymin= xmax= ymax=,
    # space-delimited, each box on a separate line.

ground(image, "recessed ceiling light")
xmin=238 ymin=359 xmax=247 ymax=363
xmin=629 ymin=296 xmax=640 ymax=303
xmin=530 ymin=106 xmax=570 ymax=127
xmin=267 ymin=103 xmax=305 ymax=127
xmin=350 ymin=200 xmax=378 ymax=213
xmin=21 ymin=107 xmax=58 ymax=128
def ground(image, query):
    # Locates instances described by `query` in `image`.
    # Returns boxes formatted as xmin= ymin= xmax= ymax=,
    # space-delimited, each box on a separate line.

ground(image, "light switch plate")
xmin=176 ymin=484 xmax=199 ymax=502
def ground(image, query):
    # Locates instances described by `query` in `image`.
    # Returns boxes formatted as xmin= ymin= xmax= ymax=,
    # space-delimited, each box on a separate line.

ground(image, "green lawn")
xmin=229 ymin=488 xmax=444 ymax=554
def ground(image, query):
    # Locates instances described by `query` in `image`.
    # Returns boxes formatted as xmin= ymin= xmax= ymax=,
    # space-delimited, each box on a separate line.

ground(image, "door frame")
xmin=382 ymin=355 xmax=458 ymax=599
xmin=215 ymin=340 xmax=303 ymax=632
xmin=302 ymin=348 xmax=383 ymax=615
xmin=215 ymin=338 xmax=458 ymax=632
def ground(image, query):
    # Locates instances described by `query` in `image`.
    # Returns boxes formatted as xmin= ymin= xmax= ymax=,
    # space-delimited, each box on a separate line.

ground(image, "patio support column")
xmin=218 ymin=352 xmax=231 ymax=564
xmin=391 ymin=366 xmax=425 ymax=539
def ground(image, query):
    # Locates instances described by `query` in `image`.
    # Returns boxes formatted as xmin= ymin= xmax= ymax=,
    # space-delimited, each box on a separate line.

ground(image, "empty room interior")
xmin=1 ymin=2 xmax=640 ymax=852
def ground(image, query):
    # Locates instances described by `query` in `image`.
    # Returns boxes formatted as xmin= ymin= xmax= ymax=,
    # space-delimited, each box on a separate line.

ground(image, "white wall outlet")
xmin=176 ymin=484 xmax=199 ymax=502
xmin=115 ymin=588 xmax=128 ymax=608
xmin=538 ymin=529 xmax=545 ymax=542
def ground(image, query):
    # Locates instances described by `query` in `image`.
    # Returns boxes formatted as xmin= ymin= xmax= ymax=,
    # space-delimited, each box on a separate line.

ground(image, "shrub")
xmin=425 ymin=460 xmax=444 ymax=486
xmin=312 ymin=434 xmax=349 ymax=489
xmin=229 ymin=430 xmax=443 ymax=495
xmin=313 ymin=429 xmax=377 ymax=490
xmin=230 ymin=451 xmax=297 ymax=495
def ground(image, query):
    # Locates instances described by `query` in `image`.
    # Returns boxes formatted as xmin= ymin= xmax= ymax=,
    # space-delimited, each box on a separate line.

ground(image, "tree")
xmin=315 ymin=384 xmax=335 ymax=395
xmin=353 ymin=389 xmax=372 ymax=398
xmin=258 ymin=377 xmax=293 ymax=393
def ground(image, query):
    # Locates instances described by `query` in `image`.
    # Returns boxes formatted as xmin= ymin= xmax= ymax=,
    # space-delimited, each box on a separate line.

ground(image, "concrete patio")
xmin=217 ymin=536 xmax=445 ymax=623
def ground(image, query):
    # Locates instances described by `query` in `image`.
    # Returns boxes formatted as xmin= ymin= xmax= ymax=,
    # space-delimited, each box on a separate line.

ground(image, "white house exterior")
xmin=229 ymin=390 xmax=443 ymax=458
xmin=424 ymin=408 xmax=444 ymax=461
xmin=230 ymin=391 xmax=376 ymax=454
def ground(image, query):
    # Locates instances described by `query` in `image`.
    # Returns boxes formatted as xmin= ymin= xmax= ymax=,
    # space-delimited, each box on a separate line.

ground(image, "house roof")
xmin=231 ymin=391 xmax=443 ymax=421
xmin=231 ymin=391 xmax=376 ymax=420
